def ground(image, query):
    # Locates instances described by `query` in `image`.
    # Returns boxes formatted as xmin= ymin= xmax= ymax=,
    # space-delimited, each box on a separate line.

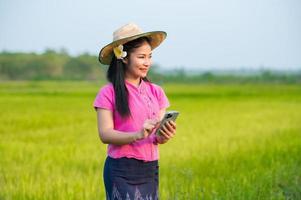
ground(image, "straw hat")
xmin=98 ymin=23 xmax=167 ymax=65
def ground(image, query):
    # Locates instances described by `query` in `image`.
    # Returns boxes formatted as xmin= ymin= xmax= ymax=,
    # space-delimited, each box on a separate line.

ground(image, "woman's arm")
xmin=96 ymin=108 xmax=158 ymax=145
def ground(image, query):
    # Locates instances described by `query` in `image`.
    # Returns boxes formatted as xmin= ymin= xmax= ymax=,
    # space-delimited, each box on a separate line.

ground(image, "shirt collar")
xmin=125 ymin=78 xmax=146 ymax=92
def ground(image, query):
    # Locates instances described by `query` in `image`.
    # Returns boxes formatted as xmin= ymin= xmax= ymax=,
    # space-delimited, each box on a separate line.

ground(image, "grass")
xmin=0 ymin=81 xmax=300 ymax=199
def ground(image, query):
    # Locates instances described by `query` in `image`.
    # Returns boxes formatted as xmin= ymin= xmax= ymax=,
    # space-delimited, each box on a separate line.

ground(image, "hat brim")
xmin=98 ymin=31 xmax=167 ymax=65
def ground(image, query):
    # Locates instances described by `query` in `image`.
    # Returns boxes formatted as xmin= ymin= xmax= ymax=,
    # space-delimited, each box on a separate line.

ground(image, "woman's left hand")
xmin=156 ymin=121 xmax=177 ymax=144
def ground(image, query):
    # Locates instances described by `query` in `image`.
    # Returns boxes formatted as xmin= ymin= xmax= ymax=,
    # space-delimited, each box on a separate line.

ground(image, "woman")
xmin=93 ymin=23 xmax=176 ymax=200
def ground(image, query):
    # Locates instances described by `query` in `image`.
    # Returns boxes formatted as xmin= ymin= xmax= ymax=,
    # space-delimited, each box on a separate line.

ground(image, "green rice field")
xmin=0 ymin=81 xmax=300 ymax=199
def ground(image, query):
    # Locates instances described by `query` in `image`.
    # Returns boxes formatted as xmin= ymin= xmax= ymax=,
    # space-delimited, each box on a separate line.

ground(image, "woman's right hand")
xmin=136 ymin=119 xmax=160 ymax=140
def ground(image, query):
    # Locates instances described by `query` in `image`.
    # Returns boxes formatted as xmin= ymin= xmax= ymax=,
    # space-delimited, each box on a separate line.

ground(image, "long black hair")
xmin=107 ymin=37 xmax=151 ymax=118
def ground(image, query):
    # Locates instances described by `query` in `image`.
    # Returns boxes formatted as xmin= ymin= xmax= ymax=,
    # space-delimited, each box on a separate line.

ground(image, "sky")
xmin=0 ymin=0 xmax=301 ymax=70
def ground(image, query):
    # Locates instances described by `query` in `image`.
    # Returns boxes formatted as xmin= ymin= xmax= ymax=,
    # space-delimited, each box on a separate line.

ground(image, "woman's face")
xmin=124 ymin=41 xmax=152 ymax=79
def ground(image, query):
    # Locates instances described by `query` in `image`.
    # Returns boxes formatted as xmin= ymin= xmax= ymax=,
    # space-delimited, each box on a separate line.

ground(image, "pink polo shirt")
xmin=93 ymin=79 xmax=170 ymax=161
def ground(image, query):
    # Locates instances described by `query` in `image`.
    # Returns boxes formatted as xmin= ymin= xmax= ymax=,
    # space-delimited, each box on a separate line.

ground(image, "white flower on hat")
xmin=113 ymin=44 xmax=127 ymax=59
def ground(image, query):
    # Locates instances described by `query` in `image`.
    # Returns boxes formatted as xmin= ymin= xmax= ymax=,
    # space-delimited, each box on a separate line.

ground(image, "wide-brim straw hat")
xmin=98 ymin=23 xmax=167 ymax=65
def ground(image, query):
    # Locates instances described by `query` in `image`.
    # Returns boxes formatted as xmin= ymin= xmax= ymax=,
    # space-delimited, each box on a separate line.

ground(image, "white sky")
xmin=0 ymin=0 xmax=300 ymax=70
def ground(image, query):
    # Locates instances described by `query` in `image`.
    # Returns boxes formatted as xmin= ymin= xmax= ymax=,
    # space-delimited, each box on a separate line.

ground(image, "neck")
xmin=125 ymin=75 xmax=141 ymax=87
xmin=125 ymin=77 xmax=141 ymax=86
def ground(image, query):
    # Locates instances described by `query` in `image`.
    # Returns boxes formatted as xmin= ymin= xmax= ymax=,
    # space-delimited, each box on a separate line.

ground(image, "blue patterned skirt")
xmin=103 ymin=156 xmax=159 ymax=200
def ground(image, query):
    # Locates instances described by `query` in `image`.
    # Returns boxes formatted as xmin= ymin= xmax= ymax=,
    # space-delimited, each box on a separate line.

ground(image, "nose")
xmin=144 ymin=58 xmax=152 ymax=67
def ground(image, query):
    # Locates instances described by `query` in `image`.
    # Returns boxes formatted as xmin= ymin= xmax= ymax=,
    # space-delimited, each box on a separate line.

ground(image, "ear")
xmin=122 ymin=58 xmax=128 ymax=65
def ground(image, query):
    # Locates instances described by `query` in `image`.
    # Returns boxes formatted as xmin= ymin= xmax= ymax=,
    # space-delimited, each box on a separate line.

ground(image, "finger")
xmin=151 ymin=121 xmax=159 ymax=126
xmin=169 ymin=121 xmax=177 ymax=129
xmin=165 ymin=124 xmax=176 ymax=137
xmin=151 ymin=118 xmax=160 ymax=124
xmin=143 ymin=126 xmax=150 ymax=131
xmin=153 ymin=118 xmax=160 ymax=124
xmin=165 ymin=122 xmax=175 ymax=132
xmin=159 ymin=129 xmax=171 ymax=139
xmin=144 ymin=123 xmax=155 ymax=129
xmin=161 ymin=125 xmax=174 ymax=138
xmin=144 ymin=127 xmax=154 ymax=134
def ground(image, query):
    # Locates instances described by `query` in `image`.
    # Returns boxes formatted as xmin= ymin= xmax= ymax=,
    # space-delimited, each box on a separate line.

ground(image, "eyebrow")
xmin=137 ymin=53 xmax=152 ymax=56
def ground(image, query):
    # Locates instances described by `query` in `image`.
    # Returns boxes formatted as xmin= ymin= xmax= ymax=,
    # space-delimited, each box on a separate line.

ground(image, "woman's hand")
xmin=156 ymin=121 xmax=177 ymax=144
xmin=136 ymin=119 xmax=160 ymax=140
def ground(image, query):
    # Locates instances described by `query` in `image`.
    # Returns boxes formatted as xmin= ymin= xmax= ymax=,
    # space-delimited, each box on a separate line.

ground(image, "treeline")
xmin=0 ymin=50 xmax=300 ymax=83
xmin=0 ymin=50 xmax=107 ymax=81
xmin=162 ymin=70 xmax=301 ymax=84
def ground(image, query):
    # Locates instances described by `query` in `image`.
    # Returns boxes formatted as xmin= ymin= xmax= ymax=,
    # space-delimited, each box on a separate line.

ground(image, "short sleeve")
xmin=153 ymin=84 xmax=170 ymax=109
xmin=93 ymin=84 xmax=115 ymax=111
